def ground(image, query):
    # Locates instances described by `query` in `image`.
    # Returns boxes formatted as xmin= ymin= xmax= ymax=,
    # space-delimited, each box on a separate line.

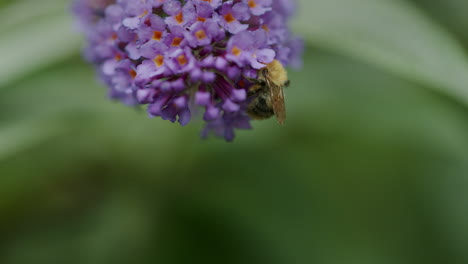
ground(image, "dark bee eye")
xmin=284 ymin=80 xmax=291 ymax=87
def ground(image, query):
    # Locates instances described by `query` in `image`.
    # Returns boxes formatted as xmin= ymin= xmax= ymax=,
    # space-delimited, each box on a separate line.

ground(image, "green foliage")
xmin=1 ymin=1 xmax=468 ymax=264
xmin=295 ymin=0 xmax=468 ymax=105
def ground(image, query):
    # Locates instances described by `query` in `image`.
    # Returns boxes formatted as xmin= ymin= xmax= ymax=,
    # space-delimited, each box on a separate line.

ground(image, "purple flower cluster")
xmin=72 ymin=0 xmax=303 ymax=141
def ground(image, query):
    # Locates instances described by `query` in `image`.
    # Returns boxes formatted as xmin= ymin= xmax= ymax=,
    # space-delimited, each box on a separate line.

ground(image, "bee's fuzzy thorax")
xmin=264 ymin=60 xmax=289 ymax=87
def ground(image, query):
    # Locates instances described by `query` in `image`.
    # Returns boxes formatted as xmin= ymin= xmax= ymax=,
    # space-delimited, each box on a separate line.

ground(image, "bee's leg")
xmin=247 ymin=84 xmax=263 ymax=96
xmin=243 ymin=76 xmax=265 ymax=85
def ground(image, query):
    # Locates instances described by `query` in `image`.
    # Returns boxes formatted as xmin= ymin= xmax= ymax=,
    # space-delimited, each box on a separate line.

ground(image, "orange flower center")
xmin=248 ymin=0 xmax=257 ymax=8
xmin=171 ymin=37 xmax=183 ymax=46
xmin=139 ymin=10 xmax=148 ymax=18
xmin=175 ymin=12 xmax=184 ymax=24
xmin=152 ymin=31 xmax=163 ymax=41
xmin=262 ymin=25 xmax=269 ymax=32
xmin=232 ymin=46 xmax=242 ymax=57
xmin=129 ymin=69 xmax=137 ymax=79
xmin=197 ymin=16 xmax=206 ymax=22
xmin=195 ymin=30 xmax=207 ymax=40
xmin=115 ymin=54 xmax=122 ymax=61
xmin=224 ymin=13 xmax=236 ymax=23
xmin=153 ymin=55 xmax=164 ymax=67
xmin=177 ymin=55 xmax=188 ymax=66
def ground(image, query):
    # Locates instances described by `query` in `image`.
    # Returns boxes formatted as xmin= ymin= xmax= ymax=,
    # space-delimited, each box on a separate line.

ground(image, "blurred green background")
xmin=1 ymin=0 xmax=468 ymax=263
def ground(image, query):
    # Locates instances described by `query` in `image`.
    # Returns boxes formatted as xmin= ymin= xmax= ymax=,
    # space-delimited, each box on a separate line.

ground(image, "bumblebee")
xmin=247 ymin=60 xmax=289 ymax=125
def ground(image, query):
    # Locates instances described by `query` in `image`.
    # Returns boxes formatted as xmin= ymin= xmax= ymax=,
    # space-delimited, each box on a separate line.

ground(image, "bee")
xmin=247 ymin=60 xmax=290 ymax=125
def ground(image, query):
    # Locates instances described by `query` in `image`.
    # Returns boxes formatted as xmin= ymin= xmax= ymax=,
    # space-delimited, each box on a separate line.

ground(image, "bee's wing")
xmin=267 ymin=79 xmax=286 ymax=125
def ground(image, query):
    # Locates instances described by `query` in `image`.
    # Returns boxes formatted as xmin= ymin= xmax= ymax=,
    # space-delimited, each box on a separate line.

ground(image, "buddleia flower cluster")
xmin=72 ymin=0 xmax=303 ymax=141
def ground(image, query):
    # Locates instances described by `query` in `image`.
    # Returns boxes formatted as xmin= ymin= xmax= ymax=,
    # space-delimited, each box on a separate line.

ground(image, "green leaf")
xmin=0 ymin=6 xmax=81 ymax=89
xmin=410 ymin=0 xmax=468 ymax=45
xmin=0 ymin=119 xmax=65 ymax=161
xmin=294 ymin=0 xmax=468 ymax=106
xmin=0 ymin=0 xmax=69 ymax=34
